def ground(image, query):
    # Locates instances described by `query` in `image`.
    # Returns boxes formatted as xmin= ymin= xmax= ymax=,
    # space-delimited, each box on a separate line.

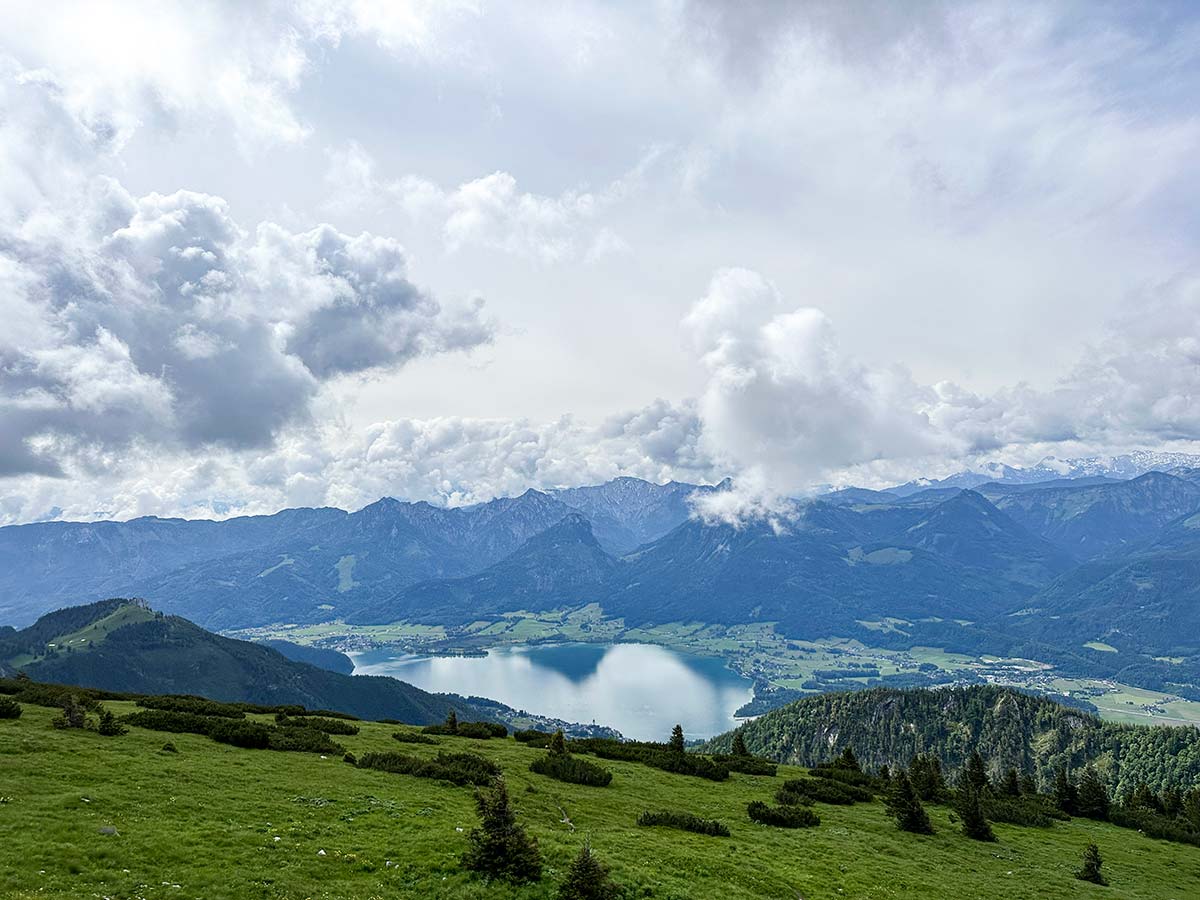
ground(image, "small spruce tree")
xmin=52 ymin=695 xmax=89 ymax=730
xmin=1054 ymin=768 xmax=1079 ymax=815
xmin=549 ymin=729 xmax=567 ymax=755
xmin=1000 ymin=768 xmax=1021 ymax=797
xmin=910 ymin=754 xmax=947 ymax=801
xmin=462 ymin=777 xmax=542 ymax=884
xmin=731 ymin=731 xmax=750 ymax=758
xmin=445 ymin=709 xmax=459 ymax=734
xmin=669 ymin=724 xmax=685 ymax=755
xmin=1019 ymin=773 xmax=1038 ymax=797
xmin=556 ymin=840 xmax=622 ymax=900
xmin=964 ymin=751 xmax=990 ymax=794
xmin=878 ymin=764 xmax=892 ymax=782
xmin=1075 ymin=843 xmax=1107 ymax=886
xmin=1076 ymin=767 xmax=1110 ymax=821
xmin=886 ymin=771 xmax=934 ymax=835
xmin=837 ymin=746 xmax=861 ymax=772
xmin=955 ymin=781 xmax=996 ymax=842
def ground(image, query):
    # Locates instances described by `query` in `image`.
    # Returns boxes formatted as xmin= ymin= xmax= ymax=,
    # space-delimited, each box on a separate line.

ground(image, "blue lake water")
xmin=350 ymin=642 xmax=754 ymax=741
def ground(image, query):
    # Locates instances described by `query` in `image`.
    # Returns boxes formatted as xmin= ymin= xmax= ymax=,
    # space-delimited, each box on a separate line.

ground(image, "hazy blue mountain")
xmin=349 ymin=514 xmax=617 ymax=624
xmin=980 ymin=471 xmax=1200 ymax=559
xmin=550 ymin=476 xmax=724 ymax=552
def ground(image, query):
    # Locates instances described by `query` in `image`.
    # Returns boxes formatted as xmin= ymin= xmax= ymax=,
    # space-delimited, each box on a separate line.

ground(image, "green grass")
xmin=2 ymin=703 xmax=1198 ymax=899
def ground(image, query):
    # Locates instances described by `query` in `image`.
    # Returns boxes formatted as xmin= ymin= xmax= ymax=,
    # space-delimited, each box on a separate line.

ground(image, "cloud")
xmin=324 ymin=141 xmax=636 ymax=263
xmin=0 ymin=180 xmax=493 ymax=476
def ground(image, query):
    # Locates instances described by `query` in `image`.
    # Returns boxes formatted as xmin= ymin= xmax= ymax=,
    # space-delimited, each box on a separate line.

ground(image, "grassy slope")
xmin=2 ymin=705 xmax=1198 ymax=899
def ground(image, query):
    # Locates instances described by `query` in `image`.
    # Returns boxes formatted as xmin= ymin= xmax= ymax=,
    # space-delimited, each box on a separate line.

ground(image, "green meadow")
xmin=2 ymin=701 xmax=1199 ymax=899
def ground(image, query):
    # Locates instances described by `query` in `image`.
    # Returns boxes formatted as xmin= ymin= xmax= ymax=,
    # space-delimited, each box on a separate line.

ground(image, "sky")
xmin=2 ymin=0 xmax=1200 ymax=525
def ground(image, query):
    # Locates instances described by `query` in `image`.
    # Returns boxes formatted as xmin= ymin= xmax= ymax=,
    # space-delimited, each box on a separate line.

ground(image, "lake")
xmin=350 ymin=642 xmax=754 ymax=741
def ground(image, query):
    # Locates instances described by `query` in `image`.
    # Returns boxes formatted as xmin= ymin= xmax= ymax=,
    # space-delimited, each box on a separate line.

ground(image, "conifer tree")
xmin=910 ymin=754 xmax=947 ymax=801
xmin=1076 ymin=767 xmax=1110 ymax=821
xmin=1124 ymin=782 xmax=1160 ymax=813
xmin=879 ymin=764 xmax=892 ymax=782
xmin=886 ymin=771 xmax=934 ymax=835
xmin=52 ymin=695 xmax=89 ymax=730
xmin=96 ymin=707 xmax=127 ymax=737
xmin=669 ymin=724 xmax=685 ymax=755
xmin=556 ymin=840 xmax=622 ymax=900
xmin=1054 ymin=768 xmax=1078 ymax=815
xmin=837 ymin=746 xmax=861 ymax=772
xmin=445 ymin=709 xmax=459 ymax=733
xmin=731 ymin=731 xmax=750 ymax=758
xmin=964 ymin=751 xmax=989 ymax=794
xmin=1019 ymin=773 xmax=1037 ymax=797
xmin=1001 ymin=768 xmax=1021 ymax=797
xmin=462 ymin=777 xmax=542 ymax=884
xmin=955 ymin=781 xmax=996 ymax=842
xmin=1075 ymin=843 xmax=1107 ymax=886
xmin=1182 ymin=789 xmax=1200 ymax=829
xmin=550 ymin=729 xmax=567 ymax=755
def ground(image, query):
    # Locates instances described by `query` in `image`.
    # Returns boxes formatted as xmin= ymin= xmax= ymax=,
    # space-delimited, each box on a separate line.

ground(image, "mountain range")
xmin=6 ymin=458 xmax=1200 ymax=703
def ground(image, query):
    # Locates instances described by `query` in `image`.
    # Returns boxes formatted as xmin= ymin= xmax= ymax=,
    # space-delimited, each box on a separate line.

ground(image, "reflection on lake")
xmin=350 ymin=642 xmax=753 ymax=741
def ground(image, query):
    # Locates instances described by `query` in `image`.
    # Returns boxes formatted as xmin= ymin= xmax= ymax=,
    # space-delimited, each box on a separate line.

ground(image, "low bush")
xmin=124 ymin=709 xmax=215 ymax=734
xmin=809 ymin=764 xmax=878 ymax=790
xmin=514 ymin=729 xmax=553 ymax=747
xmin=747 ymin=800 xmax=820 ymax=828
xmin=1110 ymin=806 xmax=1200 ymax=847
xmin=529 ymin=752 xmax=612 ymax=787
xmin=208 ymin=719 xmax=272 ymax=749
xmin=637 ymin=810 xmax=729 ymax=837
xmin=161 ymin=742 xmax=178 ymax=753
xmin=392 ymin=731 xmax=437 ymax=745
xmin=136 ymin=695 xmax=246 ymax=718
xmin=96 ymin=708 xmax=127 ymax=736
xmin=275 ymin=713 xmax=359 ymax=736
xmin=357 ymin=750 xmax=502 ymax=786
xmin=777 ymin=777 xmax=872 ymax=806
xmin=304 ymin=709 xmax=360 ymax=721
xmin=343 ymin=752 xmax=357 ymax=765
xmin=568 ymin=738 xmax=729 ymax=782
xmin=982 ymin=795 xmax=1062 ymax=828
xmin=423 ymin=719 xmax=508 ymax=738
xmin=266 ymin=726 xmax=342 ymax=754
xmin=0 ymin=696 xmax=21 ymax=719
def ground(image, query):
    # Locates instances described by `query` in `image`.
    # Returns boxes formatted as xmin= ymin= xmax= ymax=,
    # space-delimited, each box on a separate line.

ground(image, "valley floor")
xmin=232 ymin=606 xmax=1200 ymax=729
xmin=3 ymin=703 xmax=1200 ymax=899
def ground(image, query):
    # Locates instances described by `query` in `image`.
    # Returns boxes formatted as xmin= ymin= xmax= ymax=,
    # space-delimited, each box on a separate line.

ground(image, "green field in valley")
xmin=2 ymin=701 xmax=1200 ymax=899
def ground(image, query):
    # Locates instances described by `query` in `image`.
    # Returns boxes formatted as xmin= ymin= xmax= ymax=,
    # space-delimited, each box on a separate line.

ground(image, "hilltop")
xmin=1 ymin=681 xmax=1199 ymax=899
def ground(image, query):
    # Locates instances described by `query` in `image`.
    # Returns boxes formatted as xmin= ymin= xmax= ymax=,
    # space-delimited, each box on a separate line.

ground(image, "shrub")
xmin=983 ymin=795 xmax=1063 ymax=827
xmin=514 ymin=729 xmax=553 ymax=747
xmin=96 ymin=707 xmax=128 ymax=737
xmin=457 ymin=721 xmax=507 ymax=739
xmin=637 ymin=810 xmax=730 ymax=837
xmin=123 ymin=709 xmax=215 ymax=734
xmin=208 ymin=719 xmax=272 ymax=750
xmin=568 ymin=738 xmax=729 ymax=782
xmin=557 ymin=840 xmax=622 ymax=900
xmin=392 ymin=731 xmax=437 ymax=745
xmin=343 ymin=752 xmax=357 ymax=765
xmin=778 ymin=777 xmax=871 ymax=806
xmin=810 ymin=764 xmax=879 ymax=790
xmin=462 ymin=778 xmax=542 ymax=884
xmin=304 ymin=709 xmax=360 ymax=721
xmin=1075 ymin=843 xmax=1107 ymax=885
xmin=529 ymin=752 xmax=612 ymax=787
xmin=746 ymin=800 xmax=820 ymax=828
xmin=1109 ymin=806 xmax=1200 ymax=847
xmin=357 ymin=750 xmax=501 ymax=786
xmin=52 ymin=695 xmax=90 ymax=730
xmin=0 ymin=697 xmax=21 ymax=719
xmin=275 ymin=714 xmax=359 ymax=736
xmin=266 ymin=726 xmax=342 ymax=754
xmin=161 ymin=742 xmax=178 ymax=753
xmin=136 ymin=696 xmax=245 ymax=718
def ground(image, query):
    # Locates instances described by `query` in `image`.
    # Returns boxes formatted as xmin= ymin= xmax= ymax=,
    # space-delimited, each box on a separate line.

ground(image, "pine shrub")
xmin=777 ymin=777 xmax=871 ymax=806
xmin=514 ymin=729 xmax=553 ymax=747
xmin=886 ymin=771 xmax=934 ymax=834
xmin=462 ymin=778 xmax=542 ymax=883
xmin=530 ymin=752 xmax=612 ymax=787
xmin=746 ymin=800 xmax=820 ymax=828
xmin=357 ymin=750 xmax=501 ymax=786
xmin=96 ymin=707 xmax=128 ymax=736
xmin=556 ymin=841 xmax=623 ymax=900
xmin=275 ymin=714 xmax=359 ymax=736
xmin=136 ymin=696 xmax=245 ymax=718
xmin=0 ymin=696 xmax=21 ymax=719
xmin=52 ymin=695 xmax=90 ymax=730
xmin=1075 ymin=843 xmax=1107 ymax=885
xmin=638 ymin=810 xmax=730 ymax=837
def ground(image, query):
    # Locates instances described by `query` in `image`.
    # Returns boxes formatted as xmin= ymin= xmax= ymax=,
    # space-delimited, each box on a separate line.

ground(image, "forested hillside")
xmin=706 ymin=685 xmax=1200 ymax=796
